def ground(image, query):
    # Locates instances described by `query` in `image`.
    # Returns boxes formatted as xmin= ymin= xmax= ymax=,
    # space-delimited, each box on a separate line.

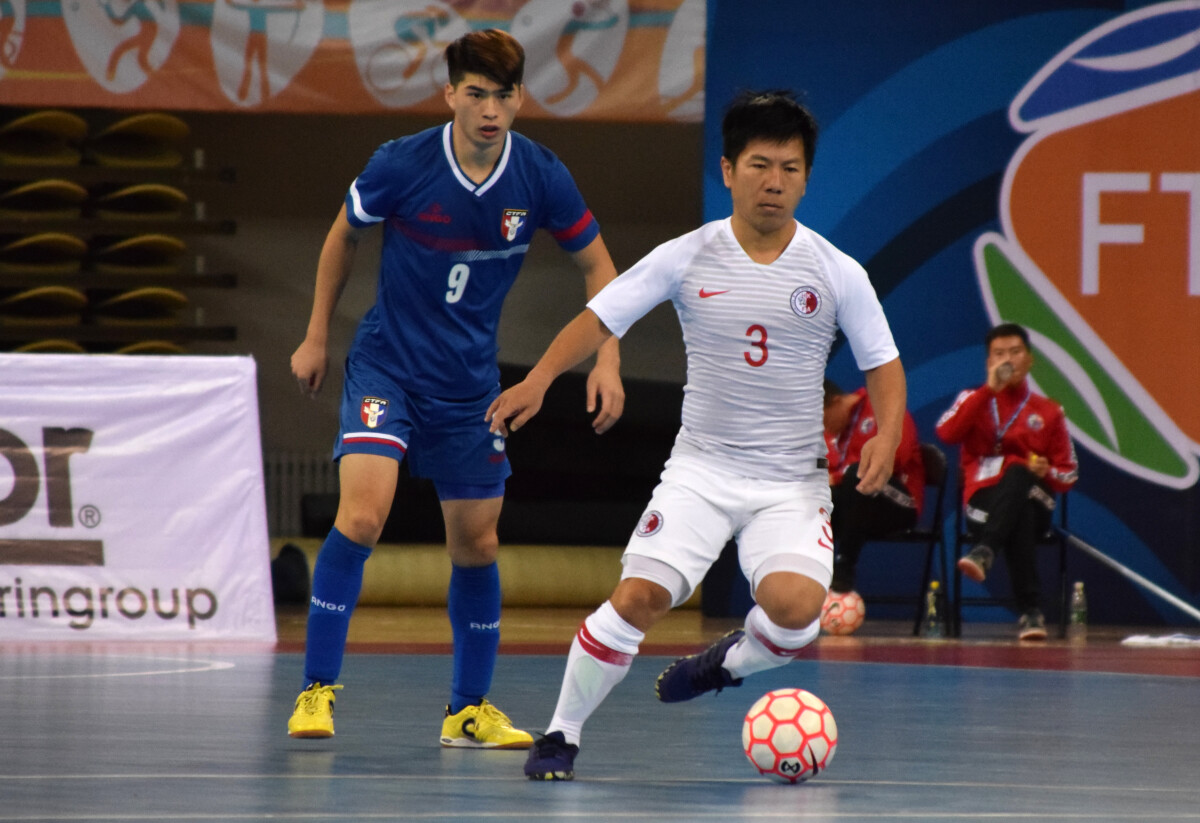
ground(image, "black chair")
xmin=952 ymin=477 xmax=1070 ymax=637
xmin=857 ymin=443 xmax=951 ymax=636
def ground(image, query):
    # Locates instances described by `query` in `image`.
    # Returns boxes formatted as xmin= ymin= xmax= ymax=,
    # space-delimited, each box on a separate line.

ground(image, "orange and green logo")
xmin=975 ymin=1 xmax=1200 ymax=488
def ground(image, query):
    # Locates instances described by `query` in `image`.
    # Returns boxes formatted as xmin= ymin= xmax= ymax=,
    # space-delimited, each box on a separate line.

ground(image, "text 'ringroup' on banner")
xmin=0 ymin=353 xmax=276 ymax=642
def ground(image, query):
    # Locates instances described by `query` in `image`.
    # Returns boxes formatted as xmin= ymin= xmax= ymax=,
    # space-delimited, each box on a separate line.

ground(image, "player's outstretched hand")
xmin=291 ymin=339 xmax=329 ymax=398
xmin=486 ymin=381 xmax=547 ymax=436
xmin=586 ymin=363 xmax=625 ymax=434
xmin=854 ymin=437 xmax=896 ymax=495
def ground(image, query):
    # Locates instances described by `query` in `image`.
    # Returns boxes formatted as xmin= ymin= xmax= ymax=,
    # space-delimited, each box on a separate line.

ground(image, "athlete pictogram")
xmin=101 ymin=0 xmax=165 ymax=82
xmin=390 ymin=5 xmax=451 ymax=82
xmin=511 ymin=0 xmax=628 ymax=117
xmin=223 ymin=0 xmax=305 ymax=103
xmin=209 ymin=0 xmax=320 ymax=107
xmin=0 ymin=0 xmax=26 ymax=70
xmin=658 ymin=0 xmax=705 ymax=120
xmin=544 ymin=0 xmax=619 ymax=106
xmin=353 ymin=2 xmax=467 ymax=108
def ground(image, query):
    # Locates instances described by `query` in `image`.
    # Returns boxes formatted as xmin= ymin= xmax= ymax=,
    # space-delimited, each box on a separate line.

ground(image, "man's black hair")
xmin=986 ymin=322 xmax=1030 ymax=349
xmin=722 ymin=89 xmax=819 ymax=170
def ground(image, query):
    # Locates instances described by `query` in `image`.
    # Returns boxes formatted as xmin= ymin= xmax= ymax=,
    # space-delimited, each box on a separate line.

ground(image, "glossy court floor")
xmin=5 ymin=606 xmax=1200 ymax=822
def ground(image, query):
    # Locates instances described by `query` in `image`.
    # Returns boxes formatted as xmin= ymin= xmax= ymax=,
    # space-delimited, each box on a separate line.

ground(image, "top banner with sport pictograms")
xmin=0 ymin=0 xmax=705 ymax=121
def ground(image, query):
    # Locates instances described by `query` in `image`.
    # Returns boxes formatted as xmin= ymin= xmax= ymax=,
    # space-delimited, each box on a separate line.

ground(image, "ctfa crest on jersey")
xmin=1027 ymin=413 xmax=1044 ymax=432
xmin=502 ymin=208 xmax=528 ymax=242
xmin=859 ymin=417 xmax=875 ymax=435
xmin=636 ymin=510 xmax=664 ymax=537
xmin=361 ymin=396 xmax=389 ymax=428
xmin=790 ymin=286 xmax=822 ymax=318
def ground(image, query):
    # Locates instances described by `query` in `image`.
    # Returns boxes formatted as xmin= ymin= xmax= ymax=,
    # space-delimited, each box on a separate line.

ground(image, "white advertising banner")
xmin=0 ymin=354 xmax=276 ymax=642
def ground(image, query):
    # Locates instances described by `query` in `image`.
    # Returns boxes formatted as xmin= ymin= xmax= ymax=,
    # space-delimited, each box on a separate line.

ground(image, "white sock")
xmin=723 ymin=605 xmax=819 ymax=679
xmin=547 ymin=601 xmax=643 ymax=746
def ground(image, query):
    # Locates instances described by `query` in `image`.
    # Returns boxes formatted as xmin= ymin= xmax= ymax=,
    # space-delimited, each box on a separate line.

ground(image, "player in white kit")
xmin=486 ymin=90 xmax=907 ymax=780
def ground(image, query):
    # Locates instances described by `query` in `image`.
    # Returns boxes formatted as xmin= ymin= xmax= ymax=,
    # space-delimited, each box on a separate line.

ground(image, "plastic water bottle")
xmin=1068 ymin=581 xmax=1088 ymax=642
xmin=921 ymin=580 xmax=946 ymax=638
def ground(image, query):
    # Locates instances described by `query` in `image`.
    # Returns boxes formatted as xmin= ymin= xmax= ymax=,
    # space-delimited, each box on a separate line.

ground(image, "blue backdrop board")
xmin=705 ymin=1 xmax=1200 ymax=625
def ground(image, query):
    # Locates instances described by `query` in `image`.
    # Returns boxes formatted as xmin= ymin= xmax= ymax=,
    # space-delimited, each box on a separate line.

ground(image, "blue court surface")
xmin=3 ymin=644 xmax=1199 ymax=821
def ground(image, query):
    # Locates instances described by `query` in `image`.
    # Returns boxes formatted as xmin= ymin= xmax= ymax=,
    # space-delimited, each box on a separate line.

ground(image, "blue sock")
xmin=303 ymin=527 xmax=372 ymax=688
xmin=447 ymin=562 xmax=501 ymax=714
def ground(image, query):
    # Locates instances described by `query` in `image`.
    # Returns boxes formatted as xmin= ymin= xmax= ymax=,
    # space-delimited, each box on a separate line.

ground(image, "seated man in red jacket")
xmin=824 ymin=379 xmax=924 ymax=595
xmin=936 ymin=323 xmax=1078 ymax=640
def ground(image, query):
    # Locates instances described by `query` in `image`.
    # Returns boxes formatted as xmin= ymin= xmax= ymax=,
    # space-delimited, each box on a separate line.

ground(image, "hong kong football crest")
xmin=859 ymin=417 xmax=875 ymax=435
xmin=1027 ymin=413 xmax=1044 ymax=432
xmin=361 ymin=396 xmax=389 ymax=428
xmin=790 ymin=286 xmax=821 ymax=318
xmin=636 ymin=510 xmax=664 ymax=537
xmin=502 ymin=208 xmax=527 ymax=242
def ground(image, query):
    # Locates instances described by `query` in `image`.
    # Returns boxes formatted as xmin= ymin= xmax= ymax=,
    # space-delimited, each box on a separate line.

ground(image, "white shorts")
xmin=620 ymin=452 xmax=834 ymax=606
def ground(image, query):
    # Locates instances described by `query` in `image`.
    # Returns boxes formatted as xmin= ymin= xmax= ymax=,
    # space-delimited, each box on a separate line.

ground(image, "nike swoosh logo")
xmin=699 ymin=288 xmax=730 ymax=298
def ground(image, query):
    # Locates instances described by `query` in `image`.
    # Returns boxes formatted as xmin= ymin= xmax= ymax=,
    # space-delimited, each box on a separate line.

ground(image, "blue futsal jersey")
xmin=343 ymin=123 xmax=600 ymax=399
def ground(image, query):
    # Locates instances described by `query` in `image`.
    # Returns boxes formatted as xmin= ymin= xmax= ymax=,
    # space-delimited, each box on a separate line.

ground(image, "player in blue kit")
xmin=286 ymin=29 xmax=624 ymax=747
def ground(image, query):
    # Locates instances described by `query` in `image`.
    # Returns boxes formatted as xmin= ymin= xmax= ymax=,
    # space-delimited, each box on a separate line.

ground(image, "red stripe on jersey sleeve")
xmin=551 ymin=209 xmax=595 ymax=244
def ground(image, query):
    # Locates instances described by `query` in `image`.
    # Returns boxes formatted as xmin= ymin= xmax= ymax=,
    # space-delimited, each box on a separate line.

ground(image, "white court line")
xmin=0 ymin=813 xmax=1199 ymax=821
xmin=0 ymin=774 xmax=1198 ymax=796
xmin=0 ymin=656 xmax=235 ymax=680
xmin=812 ymin=656 xmax=1198 ymax=680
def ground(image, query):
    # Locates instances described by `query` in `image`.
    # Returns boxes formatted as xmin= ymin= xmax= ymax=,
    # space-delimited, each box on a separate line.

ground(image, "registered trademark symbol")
xmin=79 ymin=505 xmax=101 ymax=528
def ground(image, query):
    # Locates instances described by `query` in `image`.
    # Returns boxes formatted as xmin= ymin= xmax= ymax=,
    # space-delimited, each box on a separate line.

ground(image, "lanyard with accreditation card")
xmin=976 ymin=387 xmax=1031 ymax=481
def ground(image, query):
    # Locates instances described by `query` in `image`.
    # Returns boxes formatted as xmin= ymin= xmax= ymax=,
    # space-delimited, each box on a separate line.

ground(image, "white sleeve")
xmin=587 ymin=235 xmax=688 ymax=338
xmin=822 ymin=243 xmax=899 ymax=371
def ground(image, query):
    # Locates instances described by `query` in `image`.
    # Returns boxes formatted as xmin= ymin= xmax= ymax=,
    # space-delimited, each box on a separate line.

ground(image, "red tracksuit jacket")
xmin=935 ymin=379 xmax=1078 ymax=505
xmin=826 ymin=388 xmax=925 ymax=514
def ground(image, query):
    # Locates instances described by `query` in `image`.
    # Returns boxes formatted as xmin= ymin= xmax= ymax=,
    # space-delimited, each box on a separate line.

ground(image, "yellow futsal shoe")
xmin=440 ymin=699 xmax=534 ymax=749
xmin=288 ymin=683 xmax=343 ymax=738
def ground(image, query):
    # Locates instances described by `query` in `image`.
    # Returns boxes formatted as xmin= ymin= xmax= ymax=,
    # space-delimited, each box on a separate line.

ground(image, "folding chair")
xmin=857 ymin=443 xmax=951 ymax=636
xmin=952 ymin=479 xmax=1070 ymax=638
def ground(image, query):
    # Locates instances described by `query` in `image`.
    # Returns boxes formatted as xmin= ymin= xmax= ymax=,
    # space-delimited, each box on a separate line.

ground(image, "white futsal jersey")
xmin=589 ymin=217 xmax=898 ymax=482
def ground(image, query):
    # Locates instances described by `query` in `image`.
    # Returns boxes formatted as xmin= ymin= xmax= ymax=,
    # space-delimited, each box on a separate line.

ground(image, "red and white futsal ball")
xmin=742 ymin=688 xmax=838 ymax=783
xmin=820 ymin=589 xmax=865 ymax=635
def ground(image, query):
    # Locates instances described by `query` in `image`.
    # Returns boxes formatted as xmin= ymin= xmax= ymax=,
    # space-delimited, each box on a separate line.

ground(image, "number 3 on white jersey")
xmin=446 ymin=264 xmax=470 ymax=303
xmin=745 ymin=323 xmax=768 ymax=367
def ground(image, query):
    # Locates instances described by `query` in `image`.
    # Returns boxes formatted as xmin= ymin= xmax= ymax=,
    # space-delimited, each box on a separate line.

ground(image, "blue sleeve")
xmin=344 ymin=139 xmax=405 ymax=228
xmin=539 ymin=152 xmax=600 ymax=253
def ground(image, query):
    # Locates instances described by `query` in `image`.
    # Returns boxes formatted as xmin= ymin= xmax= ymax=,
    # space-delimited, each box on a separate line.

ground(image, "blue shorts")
xmin=334 ymin=355 xmax=510 ymax=499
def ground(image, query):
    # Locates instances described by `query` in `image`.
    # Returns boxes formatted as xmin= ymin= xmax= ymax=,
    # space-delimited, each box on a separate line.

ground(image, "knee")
xmin=610 ymin=578 xmax=673 ymax=631
xmin=333 ymin=506 xmax=388 ymax=547
xmin=449 ymin=530 xmax=499 ymax=566
xmin=761 ymin=598 xmax=822 ymax=631
xmin=755 ymin=572 xmax=826 ymax=630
